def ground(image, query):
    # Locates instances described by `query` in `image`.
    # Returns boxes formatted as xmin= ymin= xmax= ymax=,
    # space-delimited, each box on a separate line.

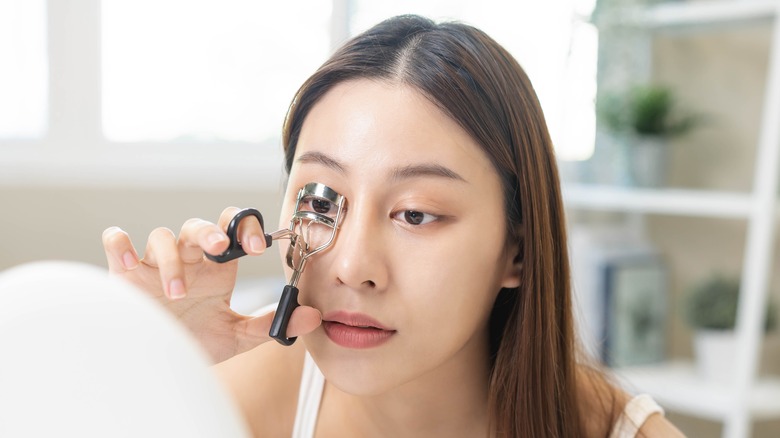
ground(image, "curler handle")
xmin=269 ymin=285 xmax=300 ymax=346
xmin=205 ymin=208 xmax=273 ymax=263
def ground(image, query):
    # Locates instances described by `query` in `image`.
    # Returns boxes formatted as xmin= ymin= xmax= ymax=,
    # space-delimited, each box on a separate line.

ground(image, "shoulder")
xmin=575 ymin=363 xmax=628 ymax=437
xmin=575 ymin=365 xmax=685 ymax=438
xmin=635 ymin=411 xmax=686 ymax=438
xmin=213 ymin=340 xmax=307 ymax=437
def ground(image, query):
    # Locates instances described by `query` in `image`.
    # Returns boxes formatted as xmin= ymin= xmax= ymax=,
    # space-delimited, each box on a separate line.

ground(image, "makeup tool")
xmin=206 ymin=182 xmax=346 ymax=345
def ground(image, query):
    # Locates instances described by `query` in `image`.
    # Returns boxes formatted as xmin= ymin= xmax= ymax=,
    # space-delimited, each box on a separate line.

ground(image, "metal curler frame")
xmin=270 ymin=182 xmax=345 ymax=345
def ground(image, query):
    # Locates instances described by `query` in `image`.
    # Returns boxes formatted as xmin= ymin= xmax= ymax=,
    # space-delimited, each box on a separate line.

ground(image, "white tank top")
xmin=291 ymin=353 xmax=664 ymax=438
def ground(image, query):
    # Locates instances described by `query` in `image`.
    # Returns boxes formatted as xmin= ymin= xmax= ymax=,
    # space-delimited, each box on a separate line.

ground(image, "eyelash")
xmin=293 ymin=183 xmax=442 ymax=227
xmin=299 ymin=195 xmax=339 ymax=217
xmin=391 ymin=209 xmax=439 ymax=226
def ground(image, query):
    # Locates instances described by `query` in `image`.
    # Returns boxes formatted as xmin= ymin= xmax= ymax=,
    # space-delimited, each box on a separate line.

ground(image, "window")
xmin=0 ymin=0 xmax=47 ymax=140
xmin=350 ymin=0 xmax=598 ymax=161
xmin=0 ymin=0 xmax=597 ymax=187
xmin=102 ymin=0 xmax=331 ymax=145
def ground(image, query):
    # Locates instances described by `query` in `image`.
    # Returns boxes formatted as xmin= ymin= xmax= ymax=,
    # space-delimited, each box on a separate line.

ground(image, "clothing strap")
xmin=609 ymin=393 xmax=665 ymax=438
xmin=291 ymin=352 xmax=325 ymax=438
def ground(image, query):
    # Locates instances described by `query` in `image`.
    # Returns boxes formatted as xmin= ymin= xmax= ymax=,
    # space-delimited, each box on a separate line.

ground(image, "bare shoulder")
xmin=576 ymin=363 xmax=629 ymax=437
xmin=575 ymin=364 xmax=686 ymax=437
xmin=213 ymin=340 xmax=307 ymax=437
xmin=637 ymin=412 xmax=687 ymax=437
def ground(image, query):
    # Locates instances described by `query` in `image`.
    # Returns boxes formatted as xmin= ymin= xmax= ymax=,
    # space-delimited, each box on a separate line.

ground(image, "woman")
xmin=102 ymin=15 xmax=684 ymax=437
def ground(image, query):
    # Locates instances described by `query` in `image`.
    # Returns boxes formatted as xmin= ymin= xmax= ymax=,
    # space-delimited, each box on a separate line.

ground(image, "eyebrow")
xmin=390 ymin=163 xmax=467 ymax=183
xmin=296 ymin=151 xmax=467 ymax=183
xmin=296 ymin=151 xmax=348 ymax=175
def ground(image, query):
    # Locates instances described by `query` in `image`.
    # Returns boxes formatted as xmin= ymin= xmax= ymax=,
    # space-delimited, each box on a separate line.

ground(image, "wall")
xmin=0 ymin=186 xmax=287 ymax=279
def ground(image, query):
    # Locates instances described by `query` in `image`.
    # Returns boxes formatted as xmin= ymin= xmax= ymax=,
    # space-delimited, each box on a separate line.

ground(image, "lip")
xmin=321 ymin=311 xmax=396 ymax=349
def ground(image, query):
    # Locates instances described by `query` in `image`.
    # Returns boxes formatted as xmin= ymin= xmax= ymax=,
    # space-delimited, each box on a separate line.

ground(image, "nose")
xmin=329 ymin=203 xmax=388 ymax=292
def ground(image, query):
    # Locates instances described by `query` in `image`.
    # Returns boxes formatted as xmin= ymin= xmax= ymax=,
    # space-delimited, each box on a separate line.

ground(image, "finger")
xmin=102 ymin=227 xmax=140 ymax=273
xmin=143 ymin=227 xmax=186 ymax=300
xmin=218 ymin=206 xmax=267 ymax=256
xmin=244 ymin=305 xmax=322 ymax=343
xmin=285 ymin=306 xmax=323 ymax=337
xmin=178 ymin=218 xmax=229 ymax=263
xmin=217 ymin=206 xmax=243 ymax=229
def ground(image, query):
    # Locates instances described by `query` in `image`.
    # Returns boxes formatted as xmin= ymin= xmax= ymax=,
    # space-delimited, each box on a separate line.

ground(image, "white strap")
xmin=291 ymin=352 xmax=325 ymax=438
xmin=609 ymin=394 xmax=665 ymax=438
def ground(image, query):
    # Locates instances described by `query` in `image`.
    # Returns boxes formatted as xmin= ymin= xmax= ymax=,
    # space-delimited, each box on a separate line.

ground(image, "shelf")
xmin=561 ymin=184 xmax=755 ymax=218
xmin=634 ymin=0 xmax=779 ymax=30
xmin=615 ymin=362 xmax=780 ymax=421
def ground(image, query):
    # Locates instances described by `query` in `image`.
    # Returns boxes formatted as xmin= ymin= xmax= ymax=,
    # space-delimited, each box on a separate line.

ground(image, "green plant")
xmin=598 ymin=84 xmax=701 ymax=138
xmin=683 ymin=275 xmax=777 ymax=332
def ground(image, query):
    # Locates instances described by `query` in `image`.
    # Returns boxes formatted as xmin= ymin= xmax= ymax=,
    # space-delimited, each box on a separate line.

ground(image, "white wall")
xmin=0 ymin=186 xmax=287 ymax=279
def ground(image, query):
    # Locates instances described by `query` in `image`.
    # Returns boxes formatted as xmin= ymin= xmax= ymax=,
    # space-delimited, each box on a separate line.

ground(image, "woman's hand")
xmin=101 ymin=207 xmax=321 ymax=363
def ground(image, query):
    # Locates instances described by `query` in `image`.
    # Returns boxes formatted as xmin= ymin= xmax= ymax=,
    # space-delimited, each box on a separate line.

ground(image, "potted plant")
xmin=597 ymin=84 xmax=701 ymax=187
xmin=683 ymin=275 xmax=777 ymax=384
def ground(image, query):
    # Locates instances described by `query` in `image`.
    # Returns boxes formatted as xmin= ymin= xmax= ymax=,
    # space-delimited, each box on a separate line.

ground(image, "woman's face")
xmin=279 ymin=79 xmax=520 ymax=395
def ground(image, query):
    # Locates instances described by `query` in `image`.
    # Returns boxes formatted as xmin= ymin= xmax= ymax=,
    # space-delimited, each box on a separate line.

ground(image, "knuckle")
xmin=182 ymin=217 xmax=204 ymax=227
xmin=149 ymin=226 xmax=175 ymax=240
xmin=220 ymin=206 xmax=241 ymax=218
xmin=102 ymin=227 xmax=128 ymax=246
xmin=181 ymin=218 xmax=208 ymax=233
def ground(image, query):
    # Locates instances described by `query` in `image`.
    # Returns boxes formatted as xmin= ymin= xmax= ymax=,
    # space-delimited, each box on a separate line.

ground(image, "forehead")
xmin=293 ymin=79 xmax=496 ymax=181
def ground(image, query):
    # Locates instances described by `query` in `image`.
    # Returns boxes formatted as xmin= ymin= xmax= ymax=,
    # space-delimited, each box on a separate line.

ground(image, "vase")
xmin=693 ymin=329 xmax=737 ymax=385
xmin=629 ymin=136 xmax=669 ymax=188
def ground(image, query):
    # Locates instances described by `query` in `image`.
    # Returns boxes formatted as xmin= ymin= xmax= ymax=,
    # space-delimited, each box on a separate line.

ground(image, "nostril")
xmin=364 ymin=280 xmax=376 ymax=288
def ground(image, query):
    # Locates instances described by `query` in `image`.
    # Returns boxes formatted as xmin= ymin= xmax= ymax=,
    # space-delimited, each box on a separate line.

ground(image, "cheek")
xmin=395 ymin=223 xmax=505 ymax=336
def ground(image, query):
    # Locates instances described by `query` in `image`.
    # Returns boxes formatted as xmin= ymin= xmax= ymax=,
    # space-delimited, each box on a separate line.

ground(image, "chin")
xmin=303 ymin=331 xmax=405 ymax=396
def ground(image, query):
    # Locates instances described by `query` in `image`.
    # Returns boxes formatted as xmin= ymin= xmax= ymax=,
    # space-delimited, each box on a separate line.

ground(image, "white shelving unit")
xmin=566 ymin=2 xmax=780 ymax=438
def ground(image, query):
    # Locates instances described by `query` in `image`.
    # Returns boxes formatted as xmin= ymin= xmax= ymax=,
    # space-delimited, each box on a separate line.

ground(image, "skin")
xmin=102 ymin=79 xmax=685 ymax=437
xmin=277 ymin=79 xmax=521 ymax=436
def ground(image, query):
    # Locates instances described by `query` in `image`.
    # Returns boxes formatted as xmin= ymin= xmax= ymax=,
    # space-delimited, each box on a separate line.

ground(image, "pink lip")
xmin=321 ymin=311 xmax=396 ymax=349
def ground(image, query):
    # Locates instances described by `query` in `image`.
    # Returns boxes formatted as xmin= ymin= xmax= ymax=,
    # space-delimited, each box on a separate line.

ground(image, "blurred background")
xmin=1 ymin=0 xmax=779 ymax=436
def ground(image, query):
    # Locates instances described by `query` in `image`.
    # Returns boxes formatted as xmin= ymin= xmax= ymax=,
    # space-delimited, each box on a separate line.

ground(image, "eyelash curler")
xmin=205 ymin=182 xmax=346 ymax=346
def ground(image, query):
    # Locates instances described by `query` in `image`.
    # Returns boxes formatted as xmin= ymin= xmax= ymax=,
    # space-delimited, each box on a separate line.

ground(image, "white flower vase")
xmin=629 ymin=136 xmax=668 ymax=188
xmin=693 ymin=330 xmax=737 ymax=385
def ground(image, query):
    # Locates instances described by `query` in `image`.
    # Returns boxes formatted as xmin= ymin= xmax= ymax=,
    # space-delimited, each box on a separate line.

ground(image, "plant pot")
xmin=693 ymin=329 xmax=737 ymax=385
xmin=629 ymin=136 xmax=668 ymax=188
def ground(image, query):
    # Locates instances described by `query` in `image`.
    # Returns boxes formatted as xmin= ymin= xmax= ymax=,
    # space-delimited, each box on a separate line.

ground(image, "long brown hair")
xmin=282 ymin=15 xmax=605 ymax=437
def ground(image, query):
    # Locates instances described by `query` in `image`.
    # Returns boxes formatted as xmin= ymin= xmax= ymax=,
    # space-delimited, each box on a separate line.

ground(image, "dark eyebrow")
xmin=296 ymin=151 xmax=466 ymax=183
xmin=296 ymin=151 xmax=348 ymax=175
xmin=390 ymin=163 xmax=467 ymax=183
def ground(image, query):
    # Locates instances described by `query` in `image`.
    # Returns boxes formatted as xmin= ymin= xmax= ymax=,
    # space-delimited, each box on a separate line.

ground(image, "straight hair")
xmin=282 ymin=15 xmax=615 ymax=437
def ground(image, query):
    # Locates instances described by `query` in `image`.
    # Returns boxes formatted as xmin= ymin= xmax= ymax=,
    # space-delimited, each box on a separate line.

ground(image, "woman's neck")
xmin=316 ymin=332 xmax=493 ymax=437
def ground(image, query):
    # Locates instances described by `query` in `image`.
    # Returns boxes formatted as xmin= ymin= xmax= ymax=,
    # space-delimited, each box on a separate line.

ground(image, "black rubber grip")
xmin=269 ymin=285 xmax=300 ymax=346
xmin=205 ymin=208 xmax=272 ymax=263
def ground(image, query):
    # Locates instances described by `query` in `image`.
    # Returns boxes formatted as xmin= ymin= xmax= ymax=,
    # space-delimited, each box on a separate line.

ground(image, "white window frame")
xmin=0 ymin=0 xmax=350 ymax=190
xmin=0 ymin=0 xmax=592 ymax=189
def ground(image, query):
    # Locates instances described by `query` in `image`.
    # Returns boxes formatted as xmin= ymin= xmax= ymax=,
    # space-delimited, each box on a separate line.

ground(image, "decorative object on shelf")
xmin=683 ymin=275 xmax=777 ymax=384
xmin=597 ymin=83 xmax=702 ymax=187
xmin=602 ymin=253 xmax=667 ymax=367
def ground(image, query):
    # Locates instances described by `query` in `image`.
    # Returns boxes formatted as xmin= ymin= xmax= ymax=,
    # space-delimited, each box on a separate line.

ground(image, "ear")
xmin=499 ymin=243 xmax=522 ymax=289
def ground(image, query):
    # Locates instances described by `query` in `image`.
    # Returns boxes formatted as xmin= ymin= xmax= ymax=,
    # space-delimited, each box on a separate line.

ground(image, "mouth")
xmin=321 ymin=311 xmax=396 ymax=349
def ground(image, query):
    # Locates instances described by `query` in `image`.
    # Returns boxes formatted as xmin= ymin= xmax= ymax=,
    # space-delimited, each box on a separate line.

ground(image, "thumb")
xmin=280 ymin=305 xmax=323 ymax=338
xmin=246 ymin=304 xmax=322 ymax=343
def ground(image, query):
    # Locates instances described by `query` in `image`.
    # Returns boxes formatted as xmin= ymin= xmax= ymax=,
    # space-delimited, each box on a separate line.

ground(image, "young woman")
xmin=101 ymin=15 xmax=685 ymax=437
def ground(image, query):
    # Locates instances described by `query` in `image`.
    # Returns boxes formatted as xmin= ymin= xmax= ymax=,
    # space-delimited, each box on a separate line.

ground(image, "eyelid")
xmin=391 ymin=209 xmax=440 ymax=226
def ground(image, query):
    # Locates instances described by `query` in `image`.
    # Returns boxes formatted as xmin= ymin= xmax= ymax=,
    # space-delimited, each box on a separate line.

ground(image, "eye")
xmin=299 ymin=195 xmax=338 ymax=217
xmin=394 ymin=210 xmax=437 ymax=226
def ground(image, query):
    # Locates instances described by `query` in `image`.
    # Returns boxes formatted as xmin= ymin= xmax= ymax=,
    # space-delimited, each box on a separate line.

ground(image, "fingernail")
xmin=249 ymin=236 xmax=265 ymax=254
xmin=169 ymin=279 xmax=186 ymax=300
xmin=208 ymin=233 xmax=226 ymax=245
xmin=122 ymin=251 xmax=138 ymax=270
